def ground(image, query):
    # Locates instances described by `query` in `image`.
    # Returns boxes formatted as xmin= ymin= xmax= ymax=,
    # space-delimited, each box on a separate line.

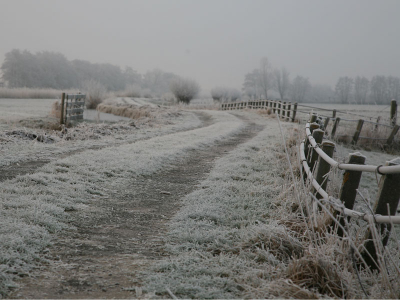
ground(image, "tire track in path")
xmin=11 ymin=114 xmax=263 ymax=299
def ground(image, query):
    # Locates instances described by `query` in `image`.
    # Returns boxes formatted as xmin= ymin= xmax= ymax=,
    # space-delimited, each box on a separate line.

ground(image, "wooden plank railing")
xmin=220 ymin=99 xmax=298 ymax=122
xmin=301 ymin=116 xmax=400 ymax=270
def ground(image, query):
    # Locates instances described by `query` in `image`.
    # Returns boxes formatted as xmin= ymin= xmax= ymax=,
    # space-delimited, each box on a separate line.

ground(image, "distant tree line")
xmin=335 ymin=75 xmax=400 ymax=104
xmin=239 ymin=57 xmax=311 ymax=103
xmin=238 ymin=57 xmax=400 ymax=105
xmin=0 ymin=49 xmax=181 ymax=97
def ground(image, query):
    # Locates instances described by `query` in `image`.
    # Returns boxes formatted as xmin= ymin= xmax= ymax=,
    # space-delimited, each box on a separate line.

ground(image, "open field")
xmin=1 ymin=99 xmax=400 ymax=298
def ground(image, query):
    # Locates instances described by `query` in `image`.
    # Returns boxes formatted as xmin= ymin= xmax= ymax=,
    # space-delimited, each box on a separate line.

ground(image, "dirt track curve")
xmin=10 ymin=113 xmax=263 ymax=299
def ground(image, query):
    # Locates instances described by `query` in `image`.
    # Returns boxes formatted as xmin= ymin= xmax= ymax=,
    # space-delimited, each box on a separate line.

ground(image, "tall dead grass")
xmin=0 ymin=87 xmax=74 ymax=99
xmin=96 ymin=103 xmax=153 ymax=119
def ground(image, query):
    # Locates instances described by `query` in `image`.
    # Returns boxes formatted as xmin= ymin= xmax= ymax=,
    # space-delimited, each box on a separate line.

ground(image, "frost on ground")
xmin=142 ymin=118 xmax=293 ymax=298
xmin=0 ymin=110 xmax=244 ymax=297
xmin=142 ymin=113 xmax=400 ymax=299
xmin=0 ymin=106 xmax=202 ymax=167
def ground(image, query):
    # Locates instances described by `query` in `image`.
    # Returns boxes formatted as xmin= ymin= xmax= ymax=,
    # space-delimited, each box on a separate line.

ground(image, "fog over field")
xmin=1 ymin=0 xmax=400 ymax=95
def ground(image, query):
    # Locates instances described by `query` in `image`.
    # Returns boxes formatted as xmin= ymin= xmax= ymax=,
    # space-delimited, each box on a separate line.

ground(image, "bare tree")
xmin=387 ymin=76 xmax=400 ymax=102
xmin=258 ymin=57 xmax=273 ymax=99
xmin=370 ymin=75 xmax=387 ymax=104
xmin=211 ymin=87 xmax=241 ymax=102
xmin=290 ymin=75 xmax=310 ymax=102
xmin=354 ymin=76 xmax=369 ymax=104
xmin=273 ymin=67 xmax=290 ymax=100
xmin=242 ymin=69 xmax=261 ymax=99
xmin=335 ymin=76 xmax=353 ymax=104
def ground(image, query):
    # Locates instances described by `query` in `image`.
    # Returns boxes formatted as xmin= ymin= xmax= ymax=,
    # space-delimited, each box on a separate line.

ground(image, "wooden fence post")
xmin=314 ymin=141 xmax=335 ymax=198
xmin=390 ymin=100 xmax=397 ymax=126
xmin=352 ymin=119 xmax=364 ymax=145
xmin=291 ymin=103 xmax=298 ymax=122
xmin=309 ymin=129 xmax=324 ymax=172
xmin=323 ymin=117 xmax=330 ymax=132
xmin=336 ymin=152 xmax=366 ymax=237
xmin=332 ymin=109 xmax=337 ymax=118
xmin=362 ymin=158 xmax=400 ymax=269
xmin=374 ymin=116 xmax=381 ymax=131
xmin=331 ymin=117 xmax=340 ymax=138
xmin=273 ymin=101 xmax=277 ymax=113
xmin=386 ymin=124 xmax=400 ymax=146
xmin=60 ymin=92 xmax=65 ymax=125
xmin=310 ymin=113 xmax=318 ymax=124
xmin=277 ymin=101 xmax=281 ymax=115
xmin=304 ymin=123 xmax=320 ymax=161
xmin=287 ymin=102 xmax=291 ymax=121
xmin=282 ymin=102 xmax=286 ymax=118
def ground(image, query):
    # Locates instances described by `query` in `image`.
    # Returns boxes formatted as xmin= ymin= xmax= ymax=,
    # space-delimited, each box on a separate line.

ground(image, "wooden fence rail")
xmin=221 ymin=99 xmax=298 ymax=122
xmin=301 ymin=116 xmax=400 ymax=270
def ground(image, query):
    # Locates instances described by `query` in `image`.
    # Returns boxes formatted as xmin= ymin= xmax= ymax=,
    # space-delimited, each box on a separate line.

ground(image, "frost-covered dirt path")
xmin=8 ymin=111 xmax=264 ymax=299
xmin=0 ymin=111 xmax=211 ymax=182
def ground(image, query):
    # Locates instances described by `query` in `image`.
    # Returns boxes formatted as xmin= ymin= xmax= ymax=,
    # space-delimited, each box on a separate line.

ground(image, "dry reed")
xmin=97 ymin=103 xmax=153 ymax=119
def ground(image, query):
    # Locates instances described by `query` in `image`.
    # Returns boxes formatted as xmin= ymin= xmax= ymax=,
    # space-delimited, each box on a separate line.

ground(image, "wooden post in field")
xmin=336 ymin=152 xmax=366 ymax=237
xmin=282 ymin=102 xmax=286 ymax=119
xmin=277 ymin=101 xmax=281 ymax=115
xmin=332 ymin=109 xmax=337 ymax=118
xmin=60 ymin=92 xmax=65 ymax=125
xmin=362 ymin=158 xmax=400 ymax=270
xmin=331 ymin=117 xmax=340 ymax=138
xmin=390 ymin=100 xmax=397 ymax=126
xmin=314 ymin=141 xmax=335 ymax=198
xmin=287 ymin=102 xmax=291 ymax=121
xmin=304 ymin=123 xmax=320 ymax=161
xmin=352 ymin=119 xmax=364 ymax=145
xmin=273 ymin=101 xmax=277 ymax=113
xmin=310 ymin=113 xmax=318 ymax=124
xmin=291 ymin=103 xmax=298 ymax=122
xmin=386 ymin=124 xmax=400 ymax=146
xmin=323 ymin=117 xmax=330 ymax=132
xmin=374 ymin=116 xmax=381 ymax=131
xmin=309 ymin=129 xmax=324 ymax=172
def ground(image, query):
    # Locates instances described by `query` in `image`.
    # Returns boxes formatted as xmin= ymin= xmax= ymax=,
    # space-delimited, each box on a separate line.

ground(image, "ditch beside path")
xmin=11 ymin=115 xmax=264 ymax=299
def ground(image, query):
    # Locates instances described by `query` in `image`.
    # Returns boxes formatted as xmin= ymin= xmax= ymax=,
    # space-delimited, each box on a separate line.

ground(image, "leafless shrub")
xmin=211 ymin=87 xmax=241 ymax=102
xmin=120 ymin=84 xmax=142 ymax=98
xmin=170 ymin=78 xmax=200 ymax=104
xmin=142 ymin=88 xmax=153 ymax=98
xmin=50 ymin=100 xmax=61 ymax=118
xmin=82 ymin=79 xmax=107 ymax=109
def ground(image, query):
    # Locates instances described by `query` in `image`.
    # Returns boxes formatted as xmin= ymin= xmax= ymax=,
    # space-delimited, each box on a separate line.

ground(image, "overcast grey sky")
xmin=1 ymin=0 xmax=400 ymax=91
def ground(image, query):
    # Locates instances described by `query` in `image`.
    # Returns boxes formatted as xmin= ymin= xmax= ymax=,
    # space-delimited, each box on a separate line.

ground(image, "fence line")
xmin=221 ymin=99 xmax=400 ymax=146
xmin=305 ymin=122 xmax=400 ymax=174
xmin=221 ymin=99 xmax=298 ymax=122
xmin=300 ymin=114 xmax=400 ymax=269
